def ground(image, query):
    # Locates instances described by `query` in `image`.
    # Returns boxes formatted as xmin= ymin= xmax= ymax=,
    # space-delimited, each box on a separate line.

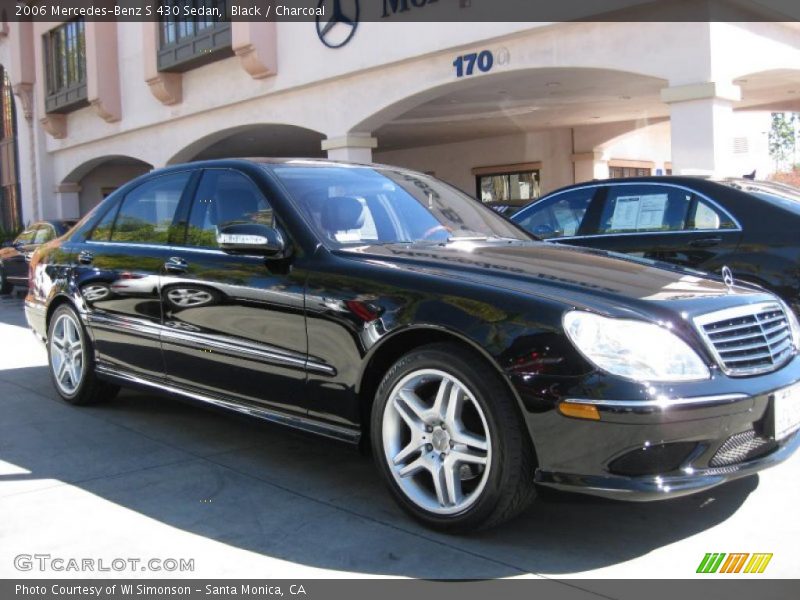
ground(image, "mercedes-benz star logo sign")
xmin=316 ymin=0 xmax=359 ymax=48
xmin=721 ymin=265 xmax=735 ymax=291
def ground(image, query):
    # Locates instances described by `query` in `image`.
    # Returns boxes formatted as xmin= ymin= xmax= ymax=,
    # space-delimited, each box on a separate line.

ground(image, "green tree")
xmin=769 ymin=112 xmax=798 ymax=171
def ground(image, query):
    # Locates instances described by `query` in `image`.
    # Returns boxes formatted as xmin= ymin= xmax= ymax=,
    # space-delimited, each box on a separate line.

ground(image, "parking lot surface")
xmin=1 ymin=293 xmax=798 ymax=583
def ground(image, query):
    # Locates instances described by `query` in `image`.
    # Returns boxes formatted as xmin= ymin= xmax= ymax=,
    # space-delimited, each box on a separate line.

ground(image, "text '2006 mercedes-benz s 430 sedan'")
xmin=25 ymin=159 xmax=800 ymax=532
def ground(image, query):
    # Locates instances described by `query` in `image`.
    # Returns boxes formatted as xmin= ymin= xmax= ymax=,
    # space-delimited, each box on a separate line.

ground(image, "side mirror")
xmin=216 ymin=223 xmax=288 ymax=257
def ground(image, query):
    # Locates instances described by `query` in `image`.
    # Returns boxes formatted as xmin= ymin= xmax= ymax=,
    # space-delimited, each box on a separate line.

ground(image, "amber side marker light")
xmin=558 ymin=402 xmax=601 ymax=421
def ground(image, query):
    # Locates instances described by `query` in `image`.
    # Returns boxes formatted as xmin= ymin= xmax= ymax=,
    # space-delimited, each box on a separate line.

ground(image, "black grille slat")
xmin=697 ymin=303 xmax=795 ymax=375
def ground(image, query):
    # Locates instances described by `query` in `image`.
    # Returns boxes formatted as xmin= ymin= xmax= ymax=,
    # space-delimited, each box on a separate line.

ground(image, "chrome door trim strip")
xmin=563 ymin=393 xmax=749 ymax=409
xmin=87 ymin=311 xmax=336 ymax=376
xmin=95 ymin=365 xmax=359 ymax=444
xmin=87 ymin=312 xmax=162 ymax=340
xmin=160 ymin=326 xmax=336 ymax=376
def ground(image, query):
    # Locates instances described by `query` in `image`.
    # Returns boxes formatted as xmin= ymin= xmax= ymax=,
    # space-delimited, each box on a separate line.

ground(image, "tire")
xmin=47 ymin=304 xmax=119 ymax=406
xmin=0 ymin=267 xmax=12 ymax=295
xmin=371 ymin=342 xmax=537 ymax=532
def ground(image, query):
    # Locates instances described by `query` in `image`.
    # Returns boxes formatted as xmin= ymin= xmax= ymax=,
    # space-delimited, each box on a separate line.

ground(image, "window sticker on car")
xmin=610 ymin=194 xmax=668 ymax=231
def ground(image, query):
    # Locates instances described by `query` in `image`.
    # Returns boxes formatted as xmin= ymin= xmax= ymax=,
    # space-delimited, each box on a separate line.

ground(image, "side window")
xmin=109 ymin=172 xmax=190 ymax=244
xmin=598 ymin=185 xmax=692 ymax=234
xmin=89 ymin=201 xmax=121 ymax=241
xmin=15 ymin=229 xmax=36 ymax=245
xmin=34 ymin=225 xmax=55 ymax=244
xmin=515 ymin=189 xmax=593 ymax=239
xmin=185 ymin=170 xmax=274 ymax=248
xmin=688 ymin=198 xmax=736 ymax=231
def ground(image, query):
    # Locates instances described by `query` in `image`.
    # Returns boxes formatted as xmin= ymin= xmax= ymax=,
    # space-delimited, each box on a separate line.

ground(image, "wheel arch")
xmin=356 ymin=325 xmax=533 ymax=453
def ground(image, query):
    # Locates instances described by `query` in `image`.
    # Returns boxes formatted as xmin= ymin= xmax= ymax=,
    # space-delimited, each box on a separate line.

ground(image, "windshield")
xmin=722 ymin=180 xmax=800 ymax=214
xmin=270 ymin=163 xmax=532 ymax=247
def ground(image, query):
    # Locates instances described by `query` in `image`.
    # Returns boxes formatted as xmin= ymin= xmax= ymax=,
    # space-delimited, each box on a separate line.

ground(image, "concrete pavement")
xmin=1 ymin=292 xmax=798 ymax=582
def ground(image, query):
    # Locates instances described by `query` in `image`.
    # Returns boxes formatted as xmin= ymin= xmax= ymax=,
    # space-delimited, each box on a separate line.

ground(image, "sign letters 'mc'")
xmin=382 ymin=0 xmax=439 ymax=18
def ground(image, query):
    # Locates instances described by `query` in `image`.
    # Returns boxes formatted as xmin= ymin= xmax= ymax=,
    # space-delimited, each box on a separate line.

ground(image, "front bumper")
xmin=513 ymin=356 xmax=800 ymax=501
xmin=535 ymin=429 xmax=800 ymax=500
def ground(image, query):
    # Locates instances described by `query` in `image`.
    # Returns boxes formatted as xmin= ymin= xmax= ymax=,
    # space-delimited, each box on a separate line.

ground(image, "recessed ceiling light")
xmin=498 ymin=90 xmax=509 ymax=95
xmin=449 ymin=98 xmax=460 ymax=103
xmin=591 ymin=116 xmax=600 ymax=119
xmin=789 ymin=90 xmax=797 ymax=94
xmin=545 ymin=82 xmax=560 ymax=88
xmin=620 ymin=95 xmax=632 ymax=100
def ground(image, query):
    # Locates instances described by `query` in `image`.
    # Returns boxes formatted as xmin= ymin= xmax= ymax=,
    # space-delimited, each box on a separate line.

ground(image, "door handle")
xmin=689 ymin=237 xmax=722 ymax=248
xmin=164 ymin=257 xmax=188 ymax=274
xmin=78 ymin=250 xmax=93 ymax=264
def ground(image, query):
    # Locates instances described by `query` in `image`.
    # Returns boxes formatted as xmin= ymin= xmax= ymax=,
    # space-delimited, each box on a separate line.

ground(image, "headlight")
xmin=779 ymin=300 xmax=800 ymax=350
xmin=563 ymin=311 xmax=710 ymax=382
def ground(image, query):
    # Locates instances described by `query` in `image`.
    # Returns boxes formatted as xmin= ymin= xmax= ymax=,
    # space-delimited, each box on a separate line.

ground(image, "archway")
xmin=167 ymin=124 xmax=325 ymax=166
xmin=61 ymin=155 xmax=153 ymax=216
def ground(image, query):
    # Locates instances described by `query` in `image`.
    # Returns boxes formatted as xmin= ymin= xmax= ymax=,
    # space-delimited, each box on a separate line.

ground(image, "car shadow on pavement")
xmin=0 ymin=362 xmax=758 ymax=579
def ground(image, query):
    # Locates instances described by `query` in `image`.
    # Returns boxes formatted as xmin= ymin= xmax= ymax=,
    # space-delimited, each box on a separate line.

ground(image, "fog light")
xmin=609 ymin=442 xmax=698 ymax=476
xmin=558 ymin=402 xmax=600 ymax=421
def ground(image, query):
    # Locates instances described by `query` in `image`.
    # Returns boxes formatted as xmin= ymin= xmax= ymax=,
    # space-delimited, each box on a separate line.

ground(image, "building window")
xmin=473 ymin=163 xmax=541 ymax=206
xmin=158 ymin=1 xmax=232 ymax=72
xmin=44 ymin=19 xmax=88 ymax=114
xmin=609 ymin=166 xmax=652 ymax=178
xmin=0 ymin=68 xmax=21 ymax=232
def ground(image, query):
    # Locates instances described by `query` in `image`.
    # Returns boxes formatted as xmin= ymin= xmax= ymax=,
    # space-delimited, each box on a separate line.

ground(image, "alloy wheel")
xmin=50 ymin=313 xmax=84 ymax=395
xmin=382 ymin=369 xmax=491 ymax=515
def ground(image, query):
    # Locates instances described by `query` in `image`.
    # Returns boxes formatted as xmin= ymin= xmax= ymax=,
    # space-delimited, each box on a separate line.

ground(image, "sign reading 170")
xmin=453 ymin=51 xmax=494 ymax=78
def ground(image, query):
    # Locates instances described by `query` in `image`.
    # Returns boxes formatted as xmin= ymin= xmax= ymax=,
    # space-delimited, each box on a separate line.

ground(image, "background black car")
xmin=0 ymin=219 xmax=77 ymax=294
xmin=511 ymin=177 xmax=800 ymax=313
xmin=24 ymin=160 xmax=800 ymax=532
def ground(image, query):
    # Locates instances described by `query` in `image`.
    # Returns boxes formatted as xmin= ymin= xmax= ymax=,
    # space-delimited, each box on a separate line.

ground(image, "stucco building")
xmin=0 ymin=8 xmax=798 ymax=227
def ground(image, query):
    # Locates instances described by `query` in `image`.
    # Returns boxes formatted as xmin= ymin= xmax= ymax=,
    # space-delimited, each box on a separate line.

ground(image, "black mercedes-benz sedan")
xmin=25 ymin=159 xmax=800 ymax=532
xmin=510 ymin=177 xmax=800 ymax=315
xmin=1 ymin=219 xmax=78 ymax=294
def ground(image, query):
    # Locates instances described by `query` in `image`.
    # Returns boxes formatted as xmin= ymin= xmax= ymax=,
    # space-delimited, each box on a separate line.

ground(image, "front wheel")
xmin=371 ymin=343 xmax=537 ymax=532
xmin=47 ymin=304 xmax=119 ymax=405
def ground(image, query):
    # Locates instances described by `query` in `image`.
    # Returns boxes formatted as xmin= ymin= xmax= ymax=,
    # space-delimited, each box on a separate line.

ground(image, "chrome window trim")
xmin=513 ymin=181 xmax=743 ymax=239
xmin=693 ymin=301 xmax=796 ymax=376
xmin=564 ymin=393 xmax=749 ymax=409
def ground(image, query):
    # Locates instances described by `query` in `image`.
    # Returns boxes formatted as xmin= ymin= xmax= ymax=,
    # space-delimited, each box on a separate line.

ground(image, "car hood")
xmin=336 ymin=240 xmax=775 ymax=320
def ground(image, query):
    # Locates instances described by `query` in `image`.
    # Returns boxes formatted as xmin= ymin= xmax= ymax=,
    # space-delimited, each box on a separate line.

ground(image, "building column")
xmin=321 ymin=134 xmax=378 ymax=163
xmin=661 ymin=82 xmax=741 ymax=177
xmin=571 ymin=151 xmax=609 ymax=183
xmin=53 ymin=183 xmax=81 ymax=219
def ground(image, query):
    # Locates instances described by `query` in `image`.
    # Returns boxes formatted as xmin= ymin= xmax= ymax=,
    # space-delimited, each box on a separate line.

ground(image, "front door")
xmin=160 ymin=168 xmax=308 ymax=414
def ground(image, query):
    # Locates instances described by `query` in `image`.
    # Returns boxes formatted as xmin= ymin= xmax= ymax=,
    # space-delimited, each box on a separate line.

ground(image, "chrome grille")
xmin=694 ymin=302 xmax=795 ymax=375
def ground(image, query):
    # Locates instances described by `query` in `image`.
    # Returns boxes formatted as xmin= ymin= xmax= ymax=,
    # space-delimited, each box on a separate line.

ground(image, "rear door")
xmin=566 ymin=183 xmax=742 ymax=271
xmin=77 ymin=170 xmax=195 ymax=378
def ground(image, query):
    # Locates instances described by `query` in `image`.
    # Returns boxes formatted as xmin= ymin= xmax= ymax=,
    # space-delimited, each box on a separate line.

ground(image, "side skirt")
xmin=95 ymin=365 xmax=361 ymax=445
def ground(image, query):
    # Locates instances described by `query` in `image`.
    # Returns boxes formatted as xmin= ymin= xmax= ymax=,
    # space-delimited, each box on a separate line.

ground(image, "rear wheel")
xmin=371 ymin=343 xmax=537 ymax=532
xmin=47 ymin=304 xmax=119 ymax=405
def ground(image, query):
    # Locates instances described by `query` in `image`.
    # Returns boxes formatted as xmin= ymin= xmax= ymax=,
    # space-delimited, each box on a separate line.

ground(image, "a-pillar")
xmin=321 ymin=134 xmax=378 ymax=163
xmin=661 ymin=82 xmax=741 ymax=177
